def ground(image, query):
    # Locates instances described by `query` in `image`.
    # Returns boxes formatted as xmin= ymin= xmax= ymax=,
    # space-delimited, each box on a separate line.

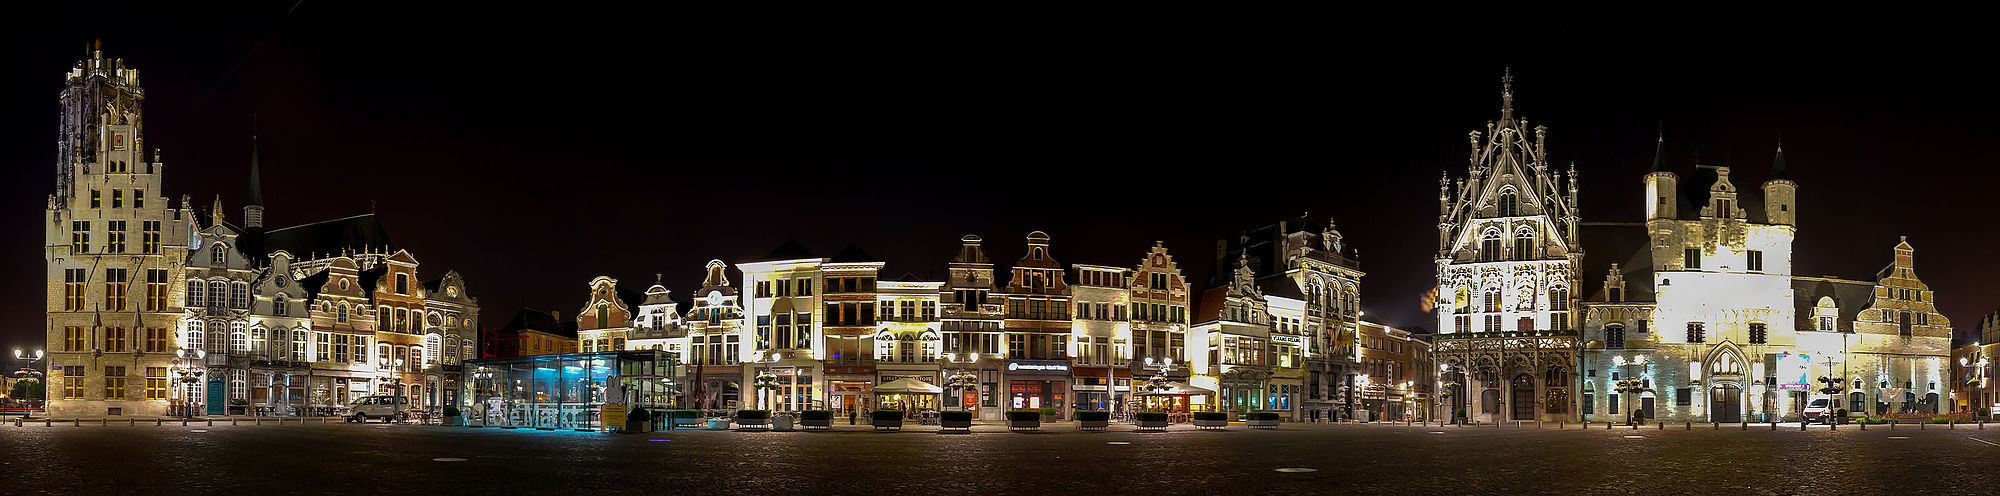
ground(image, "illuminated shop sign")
xmin=1008 ymin=362 xmax=1069 ymax=372
xmin=1273 ymin=336 xmax=1302 ymax=343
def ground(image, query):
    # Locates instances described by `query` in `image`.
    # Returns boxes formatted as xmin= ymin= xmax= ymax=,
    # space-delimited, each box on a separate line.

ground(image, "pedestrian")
xmin=849 ymin=409 xmax=857 ymax=425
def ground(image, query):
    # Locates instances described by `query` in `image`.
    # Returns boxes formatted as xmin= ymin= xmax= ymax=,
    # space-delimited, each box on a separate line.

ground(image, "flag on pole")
xmin=1419 ymin=285 xmax=1439 ymax=313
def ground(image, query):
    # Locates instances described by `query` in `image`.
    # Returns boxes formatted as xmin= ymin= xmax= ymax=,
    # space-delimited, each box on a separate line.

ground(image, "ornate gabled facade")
xmin=939 ymin=235 xmax=1007 ymax=419
xmin=576 ymin=275 xmax=642 ymax=353
xmin=44 ymin=47 xmax=193 ymax=417
xmin=1192 ymin=255 xmax=1273 ymax=414
xmin=683 ymin=259 xmax=744 ymax=410
xmin=624 ymin=275 xmax=684 ymax=353
xmin=1434 ymin=72 xmax=1582 ymax=423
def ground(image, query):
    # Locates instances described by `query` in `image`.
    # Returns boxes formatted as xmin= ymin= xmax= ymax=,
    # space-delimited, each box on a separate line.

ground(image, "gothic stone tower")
xmin=1432 ymin=70 xmax=1582 ymax=423
xmin=45 ymin=45 xmax=194 ymax=417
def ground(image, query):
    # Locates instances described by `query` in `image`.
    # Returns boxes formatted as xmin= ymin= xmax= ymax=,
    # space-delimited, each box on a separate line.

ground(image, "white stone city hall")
xmin=1434 ymin=72 xmax=1949 ymax=424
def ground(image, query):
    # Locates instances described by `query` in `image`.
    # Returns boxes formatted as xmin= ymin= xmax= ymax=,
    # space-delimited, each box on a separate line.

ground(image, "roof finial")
xmin=1500 ymin=67 xmax=1515 ymax=121
xmin=1770 ymin=138 xmax=1791 ymax=181
xmin=1649 ymin=123 xmax=1668 ymax=173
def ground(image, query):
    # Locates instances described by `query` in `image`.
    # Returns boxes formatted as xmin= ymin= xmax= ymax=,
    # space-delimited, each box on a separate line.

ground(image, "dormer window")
xmin=1498 ymin=190 xmax=1519 ymax=217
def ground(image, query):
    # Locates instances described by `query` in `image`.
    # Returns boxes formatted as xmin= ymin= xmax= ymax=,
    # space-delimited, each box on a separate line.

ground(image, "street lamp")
xmin=1612 ymin=355 xmax=1652 ymax=424
xmin=1815 ymin=355 xmax=1846 ymax=423
xmin=174 ymin=349 xmax=207 ymax=418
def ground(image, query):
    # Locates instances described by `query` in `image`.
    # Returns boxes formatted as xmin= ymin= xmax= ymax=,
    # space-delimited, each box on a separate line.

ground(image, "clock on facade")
xmin=706 ymin=290 xmax=724 ymax=306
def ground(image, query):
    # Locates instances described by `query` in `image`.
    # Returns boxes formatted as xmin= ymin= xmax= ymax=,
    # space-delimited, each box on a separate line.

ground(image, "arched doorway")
xmin=1926 ymin=392 xmax=1940 ymax=414
xmin=1711 ymin=384 xmax=1742 ymax=423
xmin=1511 ymin=374 xmax=1535 ymax=420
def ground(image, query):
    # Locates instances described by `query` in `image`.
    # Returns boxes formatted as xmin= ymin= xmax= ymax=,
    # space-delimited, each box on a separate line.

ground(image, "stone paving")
xmin=4 ymin=420 xmax=1997 ymax=495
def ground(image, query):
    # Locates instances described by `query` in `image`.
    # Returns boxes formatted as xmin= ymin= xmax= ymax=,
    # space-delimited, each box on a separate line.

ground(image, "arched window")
xmin=425 ymin=334 xmax=441 ymax=366
xmin=273 ymin=295 xmax=288 ymax=317
xmin=208 ymin=281 xmax=226 ymax=308
xmin=1712 ymin=352 xmax=1741 ymax=375
xmin=1484 ymin=288 xmax=1502 ymax=313
xmin=185 ymin=320 xmax=205 ymax=351
xmin=444 ymin=337 xmax=459 ymax=365
xmin=596 ymin=304 xmax=611 ymax=329
xmin=187 ymin=281 xmax=204 ymax=307
xmin=337 ymin=303 xmax=349 ymax=323
xmin=1481 ymin=231 xmax=1503 ymax=262
xmin=230 ymin=282 xmax=250 ymax=309
xmin=231 ymin=321 xmax=248 ymax=354
xmin=1605 ymin=324 xmax=1625 ymax=348
xmin=1514 ymin=230 xmax=1535 ymax=260
xmin=211 ymin=244 xmax=227 ymax=266
xmin=1498 ymin=190 xmax=1519 ymax=217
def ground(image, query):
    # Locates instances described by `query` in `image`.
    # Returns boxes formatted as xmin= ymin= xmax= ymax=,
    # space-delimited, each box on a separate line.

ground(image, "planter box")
xmin=1007 ymin=419 xmax=1041 ymax=430
xmin=674 ymin=417 xmax=705 ymax=427
xmin=443 ymin=416 xmax=465 ymax=426
xmin=706 ymin=419 xmax=730 ymax=430
xmin=872 ymin=418 xmax=903 ymax=431
xmin=1192 ymin=419 xmax=1228 ymax=429
xmin=772 ymin=415 xmax=795 ymax=431
xmin=1135 ymin=419 xmax=1170 ymax=431
xmin=939 ymin=411 xmax=973 ymax=432
xmin=800 ymin=417 xmax=832 ymax=429
xmin=1077 ymin=419 xmax=1109 ymax=431
xmin=1245 ymin=419 xmax=1278 ymax=428
xmin=736 ymin=418 xmax=770 ymax=430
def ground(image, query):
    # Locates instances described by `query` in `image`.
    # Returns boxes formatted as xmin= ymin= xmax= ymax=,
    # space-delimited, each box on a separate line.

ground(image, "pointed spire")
xmin=1500 ymin=67 xmax=1515 ymax=122
xmin=248 ymin=117 xmax=263 ymax=207
xmin=1649 ymin=125 xmax=1668 ymax=173
xmin=1770 ymin=140 xmax=1792 ymax=181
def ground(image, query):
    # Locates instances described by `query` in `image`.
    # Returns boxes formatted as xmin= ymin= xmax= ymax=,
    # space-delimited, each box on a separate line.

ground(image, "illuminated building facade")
xmin=736 ymin=242 xmax=834 ymax=413
xmin=1952 ymin=312 xmax=2000 ymax=415
xmin=1432 ymin=72 xmax=1584 ymax=424
xmin=43 ymin=47 xmax=192 ymax=417
xmin=575 ymin=276 xmax=642 ymax=353
xmin=1126 ymin=242 xmax=1192 ymax=411
xmin=875 ymin=277 xmax=944 ymax=411
xmin=939 ymin=235 xmax=1007 ymax=420
xmin=1201 ymin=217 xmax=1365 ymax=420
xmin=681 ymin=260 xmax=744 ymax=410
xmin=1357 ymin=320 xmax=1432 ymax=422
xmin=999 ymin=232 xmax=1073 ymax=418
xmin=1070 ymin=263 xmax=1133 ymax=412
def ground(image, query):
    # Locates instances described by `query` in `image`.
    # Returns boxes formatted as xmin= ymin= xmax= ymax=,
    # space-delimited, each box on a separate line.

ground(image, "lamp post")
xmin=1612 ymin=355 xmax=1651 ymax=425
xmin=175 ymin=349 xmax=207 ymax=418
xmin=1816 ymin=355 xmax=1845 ymax=424
xmin=13 ymin=349 xmax=44 ymax=410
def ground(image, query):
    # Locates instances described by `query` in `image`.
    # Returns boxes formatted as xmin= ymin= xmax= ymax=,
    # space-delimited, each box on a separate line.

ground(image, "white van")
xmin=1803 ymin=394 xmax=1836 ymax=423
xmin=347 ymin=395 xmax=416 ymax=423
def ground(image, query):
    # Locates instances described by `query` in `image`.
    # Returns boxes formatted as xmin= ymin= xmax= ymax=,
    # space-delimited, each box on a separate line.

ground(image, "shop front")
xmin=825 ymin=365 xmax=875 ymax=417
xmin=463 ymin=351 xmax=672 ymax=430
xmin=1269 ymin=369 xmax=1304 ymax=419
xmin=1072 ymin=367 xmax=1132 ymax=412
xmin=751 ymin=361 xmax=820 ymax=413
xmin=1005 ymin=360 xmax=1071 ymax=419
xmin=942 ymin=356 xmax=1003 ymax=420
xmin=875 ymin=368 xmax=939 ymax=411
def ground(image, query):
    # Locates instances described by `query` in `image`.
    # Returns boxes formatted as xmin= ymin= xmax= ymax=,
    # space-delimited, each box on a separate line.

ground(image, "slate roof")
xmin=262 ymin=213 xmax=394 ymax=259
xmin=759 ymin=240 xmax=817 ymax=262
xmin=829 ymin=243 xmax=879 ymax=263
xmin=1792 ymin=277 xmax=1876 ymax=333
xmin=1577 ymin=222 xmax=1655 ymax=303
xmin=499 ymin=306 xmax=579 ymax=339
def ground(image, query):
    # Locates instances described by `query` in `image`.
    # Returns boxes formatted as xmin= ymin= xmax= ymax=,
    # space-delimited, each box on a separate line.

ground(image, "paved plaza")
xmin=4 ymin=421 xmax=1996 ymax=494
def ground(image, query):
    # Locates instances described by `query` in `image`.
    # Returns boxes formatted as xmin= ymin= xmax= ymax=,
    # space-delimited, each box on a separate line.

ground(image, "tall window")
xmin=1481 ymin=231 xmax=1502 ymax=262
xmin=146 ymin=269 xmax=168 ymax=311
xmin=231 ymin=322 xmax=248 ymax=353
xmin=1747 ymin=250 xmax=1764 ymax=272
xmin=1749 ymin=323 xmax=1767 ymax=344
xmin=207 ymin=281 xmax=226 ymax=308
xmin=396 ymin=273 xmax=409 ymax=294
xmin=105 ymin=327 xmax=127 ymax=352
xmin=230 ymin=282 xmax=249 ymax=309
xmin=65 ymin=269 xmax=88 ymax=311
xmin=187 ymin=280 xmax=203 ymax=308
xmin=71 ymin=221 xmax=90 ymax=252
xmin=337 ymin=304 xmax=349 ymax=323
xmin=103 ymin=366 xmax=128 ymax=399
xmin=106 ymin=220 xmax=126 ymax=253
xmin=145 ymin=327 xmax=170 ymax=353
xmin=596 ymin=305 xmax=610 ymax=329
xmin=1606 ymin=325 xmax=1625 ymax=348
xmin=1686 ymin=322 xmax=1705 ymax=343
xmin=211 ymin=245 xmax=227 ymax=266
xmin=63 ymin=367 xmax=84 ymax=399
xmin=274 ymin=295 xmax=288 ymax=316
xmin=104 ymin=268 xmax=128 ymax=311
xmin=64 ymin=326 xmax=85 ymax=351
xmin=142 ymin=221 xmax=160 ymax=253
xmin=1514 ymin=231 xmax=1534 ymax=260
xmin=185 ymin=321 xmax=205 ymax=352
xmin=145 ymin=367 xmax=168 ymax=399
xmin=1498 ymin=190 xmax=1519 ymax=216
xmin=1684 ymin=249 xmax=1701 ymax=270
xmin=1484 ymin=289 xmax=1502 ymax=312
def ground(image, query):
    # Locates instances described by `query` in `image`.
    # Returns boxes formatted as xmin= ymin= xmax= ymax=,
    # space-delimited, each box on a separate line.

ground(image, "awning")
xmin=873 ymin=378 xmax=943 ymax=394
xmin=1135 ymin=382 xmax=1215 ymax=396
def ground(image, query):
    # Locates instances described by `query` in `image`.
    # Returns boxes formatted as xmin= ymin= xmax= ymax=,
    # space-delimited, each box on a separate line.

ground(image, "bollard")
xmin=1559 ymin=421 xmax=1564 ymax=429
xmin=155 ymin=419 xmax=161 ymax=426
xmin=1606 ymin=421 xmax=1612 ymax=430
xmin=128 ymin=419 xmax=134 ymax=426
xmin=1537 ymin=419 xmax=1542 ymax=429
xmin=232 ymin=418 xmax=238 ymax=426
xmin=1860 ymin=421 xmax=1866 ymax=430
xmin=45 ymin=419 xmax=51 ymax=427
xmin=207 ymin=419 xmax=214 ymax=426
xmin=11 ymin=419 xmax=17 ymax=427
xmin=255 ymin=417 xmax=261 ymax=425
xmin=1770 ymin=421 xmax=1775 ymax=431
xmin=1951 ymin=420 xmax=1956 ymax=430
xmin=1830 ymin=420 xmax=1835 ymax=431
xmin=100 ymin=418 xmax=107 ymax=426
xmin=1920 ymin=422 xmax=1925 ymax=430
xmin=1658 ymin=421 xmax=1664 ymax=430
xmin=182 ymin=419 xmax=188 ymax=426
xmin=73 ymin=419 xmax=80 ymax=427
xmin=1890 ymin=420 xmax=1895 ymax=430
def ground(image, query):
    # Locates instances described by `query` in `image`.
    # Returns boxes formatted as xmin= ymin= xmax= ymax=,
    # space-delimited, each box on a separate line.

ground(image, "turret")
xmin=1644 ymin=131 xmax=1678 ymax=220
xmin=1762 ymin=142 xmax=1797 ymax=226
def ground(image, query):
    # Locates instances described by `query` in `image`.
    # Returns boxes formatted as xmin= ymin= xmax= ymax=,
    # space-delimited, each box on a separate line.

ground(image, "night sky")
xmin=6 ymin=6 xmax=1997 ymax=353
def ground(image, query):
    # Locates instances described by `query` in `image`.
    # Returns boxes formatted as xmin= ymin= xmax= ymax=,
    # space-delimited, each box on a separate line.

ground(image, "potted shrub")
xmin=442 ymin=406 xmax=464 ymax=426
xmin=1629 ymin=409 xmax=1646 ymax=426
xmin=872 ymin=409 xmax=905 ymax=431
xmin=1039 ymin=407 xmax=1059 ymax=420
xmin=1006 ymin=409 xmax=1042 ymax=430
xmin=672 ymin=409 xmax=704 ymax=428
xmin=1134 ymin=411 xmax=1170 ymax=431
xmin=1452 ymin=408 xmax=1465 ymax=424
xmin=1192 ymin=411 xmax=1229 ymax=430
xmin=799 ymin=410 xmax=835 ymax=430
xmin=1246 ymin=411 xmax=1282 ymax=428
xmin=735 ymin=409 xmax=771 ymax=429
xmin=625 ymin=408 xmax=651 ymax=433
xmin=227 ymin=398 xmax=249 ymax=416
xmin=1075 ymin=410 xmax=1110 ymax=431
xmin=939 ymin=410 xmax=974 ymax=431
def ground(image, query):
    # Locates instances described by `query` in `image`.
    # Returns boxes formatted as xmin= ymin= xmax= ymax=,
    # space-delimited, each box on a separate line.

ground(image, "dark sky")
xmin=7 ymin=6 xmax=1998 ymax=353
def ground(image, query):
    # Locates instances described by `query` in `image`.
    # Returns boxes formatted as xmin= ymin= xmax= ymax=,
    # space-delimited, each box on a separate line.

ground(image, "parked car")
xmin=1803 ymin=394 xmax=1835 ymax=423
xmin=347 ymin=395 xmax=417 ymax=423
